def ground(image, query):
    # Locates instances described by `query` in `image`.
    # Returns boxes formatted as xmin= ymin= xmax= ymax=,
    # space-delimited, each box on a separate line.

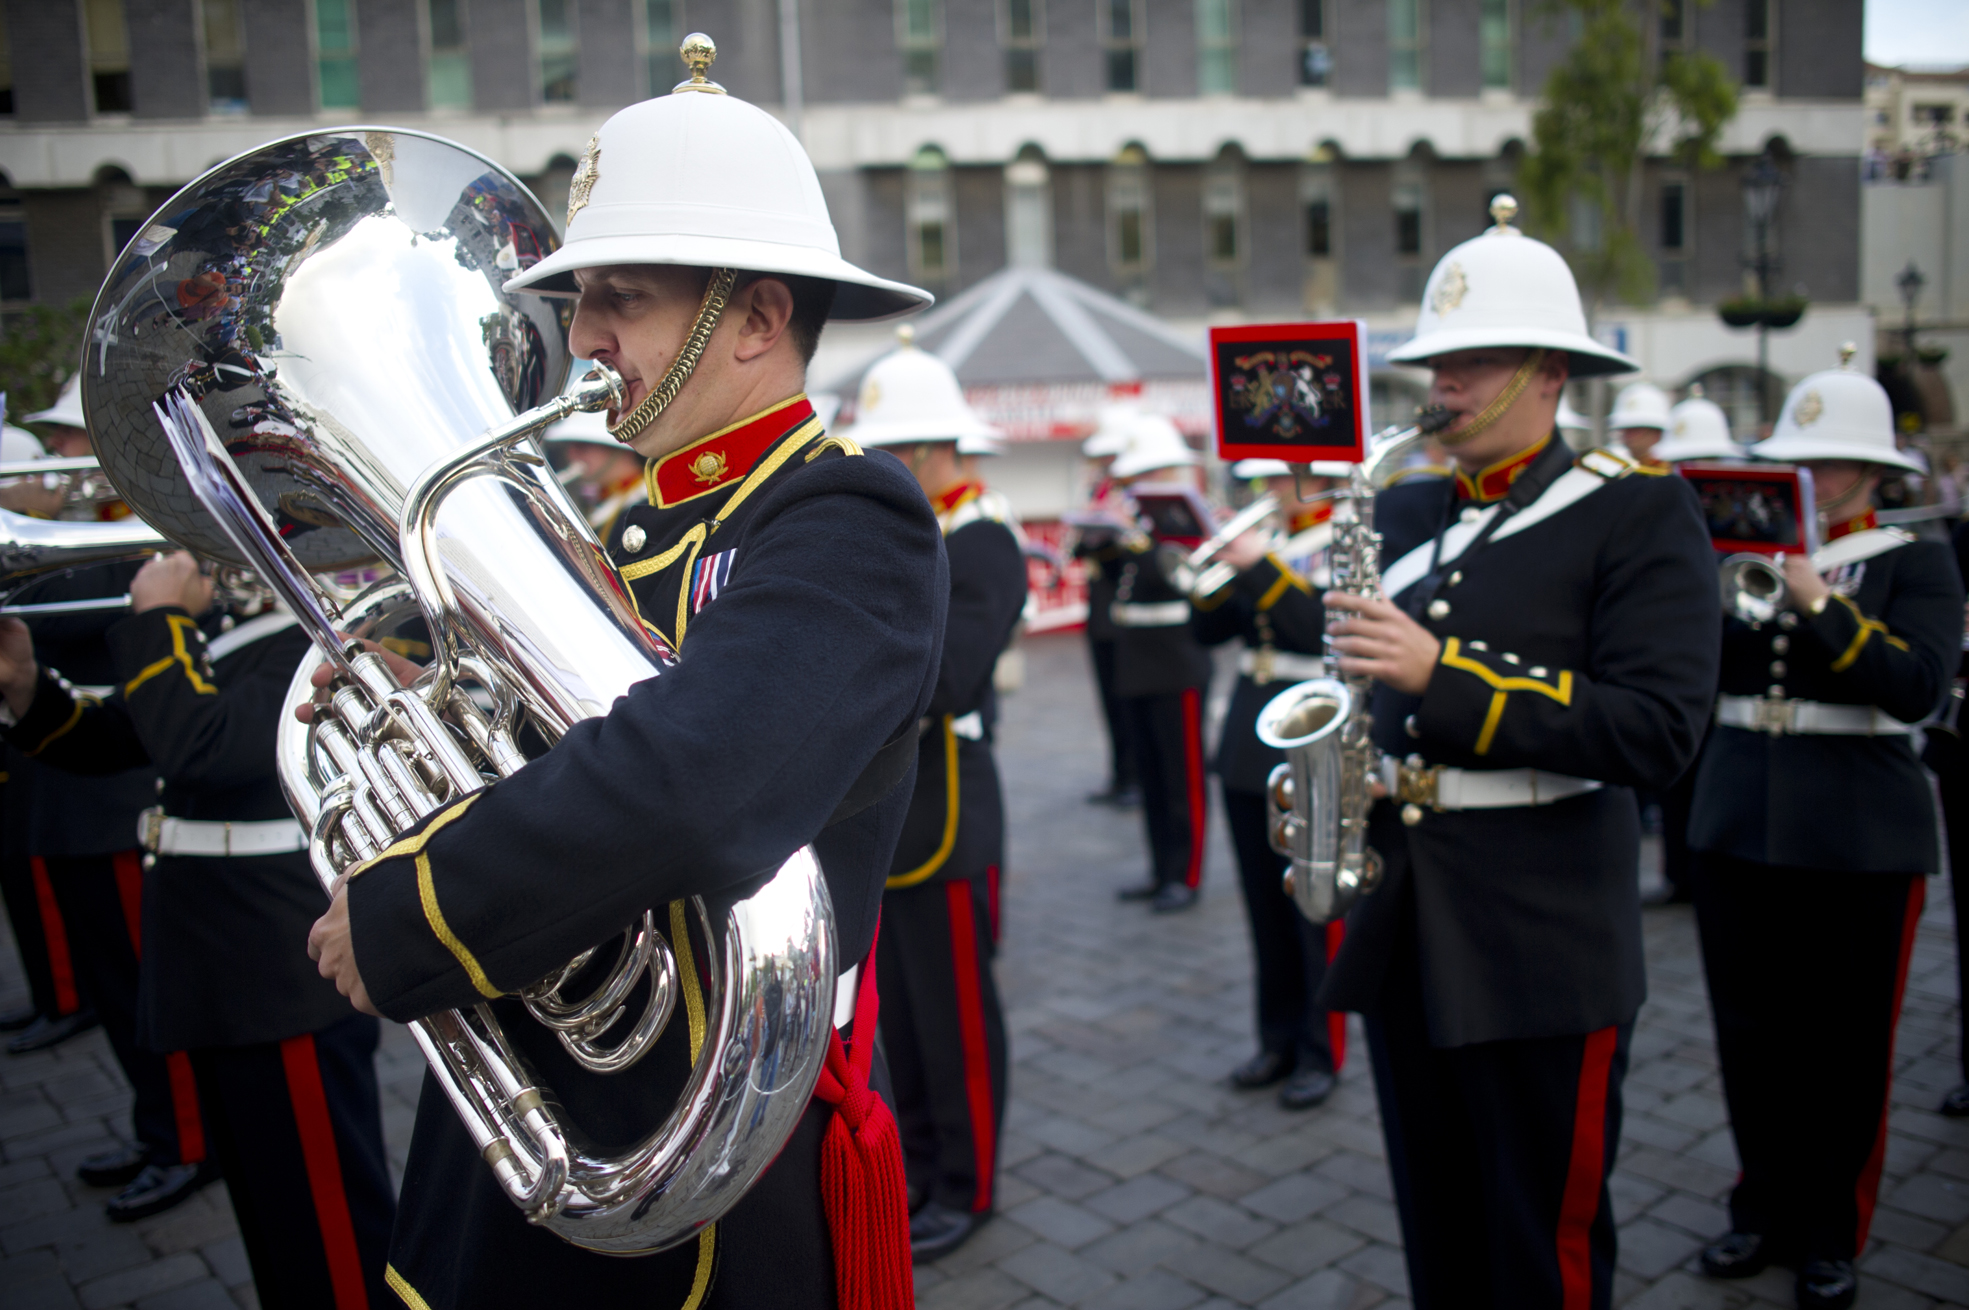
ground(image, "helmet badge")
xmin=1794 ymin=390 xmax=1825 ymax=427
xmin=690 ymin=450 xmax=730 ymax=484
xmin=567 ymin=135 xmax=601 ymax=225
xmin=1430 ymin=262 xmax=1469 ymax=316
xmin=861 ymin=379 xmax=883 ymax=413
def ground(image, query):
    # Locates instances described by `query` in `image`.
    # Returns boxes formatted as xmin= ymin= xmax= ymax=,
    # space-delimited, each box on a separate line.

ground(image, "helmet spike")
xmin=1489 ymin=193 xmax=1520 ymax=233
xmin=675 ymin=33 xmax=726 ymax=94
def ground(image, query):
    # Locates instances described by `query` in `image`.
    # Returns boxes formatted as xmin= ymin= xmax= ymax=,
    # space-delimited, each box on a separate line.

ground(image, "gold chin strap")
xmin=1439 ymin=348 xmax=1548 ymax=448
xmin=607 ymin=267 xmax=739 ymax=446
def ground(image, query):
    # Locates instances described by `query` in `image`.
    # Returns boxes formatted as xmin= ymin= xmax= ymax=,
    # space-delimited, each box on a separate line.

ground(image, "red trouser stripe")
xmin=28 ymin=858 xmax=80 ymax=1015
xmin=281 ymin=1033 xmax=371 ymax=1310
xmin=166 ymin=1052 xmax=206 ymax=1163
xmin=1556 ymin=1025 xmax=1619 ymax=1310
xmin=1856 ymin=877 xmax=1926 ymax=1253
xmin=1324 ymin=920 xmax=1347 ymax=1072
xmin=111 ymin=850 xmax=144 ymax=955
xmin=945 ymin=881 xmax=996 ymax=1214
xmin=1181 ymin=688 xmax=1207 ymax=890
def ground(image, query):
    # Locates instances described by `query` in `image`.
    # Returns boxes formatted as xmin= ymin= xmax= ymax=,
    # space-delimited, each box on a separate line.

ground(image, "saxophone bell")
xmin=1719 ymin=553 xmax=1789 ymax=624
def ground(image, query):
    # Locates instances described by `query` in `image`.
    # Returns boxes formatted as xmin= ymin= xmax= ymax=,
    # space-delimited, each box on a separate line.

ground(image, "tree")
xmin=1518 ymin=0 xmax=1738 ymax=315
xmin=0 ymin=299 xmax=93 ymax=421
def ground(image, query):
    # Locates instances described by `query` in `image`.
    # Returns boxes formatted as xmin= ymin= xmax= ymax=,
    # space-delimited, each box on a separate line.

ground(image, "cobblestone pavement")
xmin=4 ymin=631 xmax=1969 ymax=1308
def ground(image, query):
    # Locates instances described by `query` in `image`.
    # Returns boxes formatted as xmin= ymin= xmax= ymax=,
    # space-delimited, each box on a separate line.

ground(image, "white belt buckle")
xmin=1751 ymin=696 xmax=1798 ymax=736
xmin=139 ymin=806 xmax=164 ymax=854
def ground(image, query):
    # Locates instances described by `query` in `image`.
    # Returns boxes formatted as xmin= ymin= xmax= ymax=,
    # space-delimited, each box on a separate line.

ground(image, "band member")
xmin=843 ymin=336 xmax=1027 ymax=1261
xmin=0 ymin=553 xmax=396 ymax=1307
xmin=1319 ymin=199 xmax=1719 ymax=1309
xmin=1937 ymin=519 xmax=1969 ymax=1121
xmin=1107 ymin=416 xmax=1212 ymax=913
xmin=1077 ymin=410 xmax=1140 ymax=807
xmin=1688 ymin=365 xmax=1961 ymax=1310
xmin=544 ymin=406 xmax=648 ymax=539
xmin=1608 ymin=381 xmax=1672 ymax=468
xmin=306 ymin=42 xmax=944 ymax=1308
xmin=1195 ymin=459 xmax=1350 ymax=1109
xmin=1652 ymin=387 xmax=1742 ymax=466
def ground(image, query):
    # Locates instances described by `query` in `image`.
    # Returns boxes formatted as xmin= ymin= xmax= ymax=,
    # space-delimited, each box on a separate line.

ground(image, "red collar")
xmin=1288 ymin=504 xmax=1334 ymax=533
xmin=933 ymin=482 xmax=985 ymax=516
xmin=1825 ymin=508 xmax=1878 ymax=541
xmin=647 ymin=396 xmax=816 ymax=509
xmin=1455 ymin=436 xmax=1551 ymax=503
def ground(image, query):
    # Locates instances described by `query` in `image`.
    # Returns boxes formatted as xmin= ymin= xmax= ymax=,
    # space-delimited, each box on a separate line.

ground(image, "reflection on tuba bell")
xmin=1719 ymin=552 xmax=1788 ymax=624
xmin=86 ymin=127 xmax=834 ymax=1254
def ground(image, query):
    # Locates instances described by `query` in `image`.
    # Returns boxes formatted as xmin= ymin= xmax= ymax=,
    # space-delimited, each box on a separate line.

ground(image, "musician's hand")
xmin=1219 ymin=528 xmax=1268 ymax=572
xmin=1325 ymin=591 xmax=1441 ymax=695
xmin=0 ymin=479 xmax=66 ymax=518
xmin=131 ymin=551 xmax=214 ymax=616
xmin=0 ymin=618 xmax=38 ymax=717
xmin=308 ymin=882 xmax=380 ymax=1017
xmin=1779 ymin=552 xmax=1831 ymax=614
xmin=293 ymin=636 xmax=425 ymax=723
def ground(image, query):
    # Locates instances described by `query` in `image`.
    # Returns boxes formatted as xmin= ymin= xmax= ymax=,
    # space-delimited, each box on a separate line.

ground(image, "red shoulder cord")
xmin=808 ymin=916 xmax=913 ymax=1310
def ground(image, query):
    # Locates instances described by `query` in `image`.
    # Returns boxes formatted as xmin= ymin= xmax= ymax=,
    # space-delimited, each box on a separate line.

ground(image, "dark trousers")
xmin=1367 ymin=932 xmax=1628 ymax=1310
xmin=1124 ymin=689 xmax=1207 ymax=891
xmin=1693 ymin=854 xmax=1924 ymax=1260
xmin=1656 ymin=762 xmax=1698 ymax=901
xmin=3 ymin=846 xmax=79 ymax=1019
xmin=1923 ymin=722 xmax=1969 ymax=1081
xmin=879 ymin=877 xmax=1008 ymax=1214
xmin=192 ymin=1013 xmax=395 ymax=1310
xmin=42 ymin=851 xmax=202 ymax=1166
xmin=1223 ymin=787 xmax=1341 ymax=1074
xmin=1088 ymin=638 xmax=1137 ymax=792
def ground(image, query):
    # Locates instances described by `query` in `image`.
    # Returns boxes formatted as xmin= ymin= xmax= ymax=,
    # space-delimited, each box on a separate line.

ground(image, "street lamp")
xmin=1898 ymin=260 xmax=1925 ymax=356
xmin=1741 ymin=152 xmax=1784 ymax=425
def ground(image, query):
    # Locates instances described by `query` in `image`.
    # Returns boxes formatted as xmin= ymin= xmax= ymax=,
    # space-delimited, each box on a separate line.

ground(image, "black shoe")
xmin=1279 ymin=1068 xmax=1337 ymax=1110
xmin=909 ymin=1201 xmax=986 ymax=1264
xmin=1230 ymin=1050 xmax=1291 ymax=1089
xmin=1796 ymin=1258 xmax=1857 ymax=1310
xmin=0 ymin=1004 xmax=38 ymax=1032
xmin=1942 ymin=1084 xmax=1969 ymax=1117
xmin=1116 ymin=881 xmax=1161 ymax=902
xmin=78 ymin=1144 xmax=150 ymax=1188
xmin=1700 ymin=1232 xmax=1771 ymax=1280
xmin=106 ymin=1161 xmax=219 ymax=1223
xmin=1151 ymin=884 xmax=1198 ymax=914
xmin=7 ymin=1008 xmax=99 ymax=1055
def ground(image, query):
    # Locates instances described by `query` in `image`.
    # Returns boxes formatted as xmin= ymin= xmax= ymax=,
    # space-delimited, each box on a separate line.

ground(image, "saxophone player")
xmin=1317 ymin=200 xmax=1719 ymax=1310
xmin=306 ymin=40 xmax=946 ymax=1310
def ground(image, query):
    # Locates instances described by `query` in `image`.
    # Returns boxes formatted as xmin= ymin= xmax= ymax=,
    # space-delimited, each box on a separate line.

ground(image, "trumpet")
xmin=1719 ymin=553 xmax=1788 ymax=624
xmin=1158 ymin=495 xmax=1279 ymax=601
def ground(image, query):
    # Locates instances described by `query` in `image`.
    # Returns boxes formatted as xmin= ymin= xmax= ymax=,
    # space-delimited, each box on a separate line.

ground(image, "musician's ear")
xmin=731 ymin=275 xmax=796 ymax=364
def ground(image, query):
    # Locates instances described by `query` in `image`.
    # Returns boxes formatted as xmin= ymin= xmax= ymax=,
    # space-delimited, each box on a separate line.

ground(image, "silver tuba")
xmin=83 ymin=128 xmax=835 ymax=1254
xmin=1257 ymin=410 xmax=1453 ymax=923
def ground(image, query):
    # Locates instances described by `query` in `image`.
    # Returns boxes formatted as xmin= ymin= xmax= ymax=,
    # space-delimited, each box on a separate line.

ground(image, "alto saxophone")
xmin=1256 ymin=409 xmax=1453 ymax=923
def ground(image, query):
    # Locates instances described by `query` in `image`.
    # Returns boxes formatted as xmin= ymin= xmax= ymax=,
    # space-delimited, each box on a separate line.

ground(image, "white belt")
xmin=139 ymin=807 xmax=307 ymax=857
xmin=835 ymin=964 xmax=859 ymax=1030
xmin=1716 ymin=694 xmax=1915 ymax=737
xmin=1384 ymin=757 xmax=1602 ymax=815
xmin=1110 ymin=600 xmax=1190 ymax=627
xmin=951 ymin=711 xmax=984 ymax=741
xmin=1238 ymin=649 xmax=1326 ymax=683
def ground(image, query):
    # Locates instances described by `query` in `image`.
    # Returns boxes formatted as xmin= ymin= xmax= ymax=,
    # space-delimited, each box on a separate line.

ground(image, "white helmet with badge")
xmin=1388 ymin=197 xmax=1637 ymax=379
xmin=1652 ymin=389 xmax=1740 ymax=463
xmin=1608 ymin=382 xmax=1672 ymax=431
xmin=0 ymin=424 xmax=46 ymax=463
xmin=1083 ymin=404 xmax=1140 ymax=459
xmin=1751 ymin=356 xmax=1922 ymax=474
xmin=24 ymin=373 xmax=86 ymax=429
xmin=1109 ymin=414 xmax=1200 ymax=480
xmin=837 ymin=326 xmax=1001 ymax=451
xmin=503 ymin=34 xmax=931 ymax=445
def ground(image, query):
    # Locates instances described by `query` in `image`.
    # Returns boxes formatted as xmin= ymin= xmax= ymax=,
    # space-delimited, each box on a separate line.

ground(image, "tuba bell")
xmin=83 ymin=127 xmax=835 ymax=1254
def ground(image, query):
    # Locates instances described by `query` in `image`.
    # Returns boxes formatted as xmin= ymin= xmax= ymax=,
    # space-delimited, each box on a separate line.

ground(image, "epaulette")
xmin=1575 ymin=446 xmax=1645 ymax=480
xmin=804 ymin=433 xmax=863 ymax=461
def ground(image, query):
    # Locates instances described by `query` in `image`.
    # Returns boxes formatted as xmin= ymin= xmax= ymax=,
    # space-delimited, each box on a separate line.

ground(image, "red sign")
xmin=1207 ymin=321 xmax=1371 ymax=464
xmin=1679 ymin=461 xmax=1820 ymax=556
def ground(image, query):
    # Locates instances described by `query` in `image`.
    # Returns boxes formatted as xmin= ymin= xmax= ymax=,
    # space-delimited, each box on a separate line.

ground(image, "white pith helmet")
xmin=1556 ymin=397 xmax=1592 ymax=432
xmin=958 ymin=430 xmax=1005 ymax=457
xmin=503 ymin=35 xmax=929 ymax=321
xmin=0 ymin=424 xmax=47 ymax=463
xmin=24 ymin=374 xmax=85 ymax=429
xmin=1230 ymin=458 xmax=1354 ymax=479
xmin=1653 ymin=395 xmax=1741 ymax=463
xmin=838 ymin=327 xmax=1001 ymax=450
xmin=1608 ymin=382 xmax=1672 ymax=431
xmin=1110 ymin=414 xmax=1200 ymax=479
xmin=542 ymin=407 xmax=618 ymax=447
xmin=1083 ymin=404 xmax=1140 ymax=458
xmin=1387 ymin=195 xmax=1638 ymax=378
xmin=1751 ymin=366 xmax=1922 ymax=474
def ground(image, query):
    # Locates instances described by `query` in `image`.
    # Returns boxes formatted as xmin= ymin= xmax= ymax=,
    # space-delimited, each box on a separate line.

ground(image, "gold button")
xmin=1427 ymin=599 xmax=1450 ymax=620
xmin=1401 ymin=803 xmax=1424 ymax=826
xmin=621 ymin=525 xmax=647 ymax=553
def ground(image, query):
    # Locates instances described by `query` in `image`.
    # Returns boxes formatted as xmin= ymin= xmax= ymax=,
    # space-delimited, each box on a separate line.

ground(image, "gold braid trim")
xmin=607 ymin=268 xmax=739 ymax=446
xmin=1440 ymin=348 xmax=1547 ymax=448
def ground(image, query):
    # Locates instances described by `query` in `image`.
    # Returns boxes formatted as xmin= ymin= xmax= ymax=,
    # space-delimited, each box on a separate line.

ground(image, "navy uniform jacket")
xmin=1193 ymin=549 xmax=1327 ymax=795
xmin=1111 ymin=534 xmax=1212 ymax=699
xmin=1076 ymin=539 xmax=1123 ymax=643
xmin=887 ymin=487 xmax=1029 ymax=890
xmin=345 ymin=397 xmax=947 ymax=1308
xmin=1690 ymin=528 xmax=1962 ymax=873
xmin=4 ymin=607 xmax=346 ymax=1050
xmin=1321 ymin=436 xmax=1719 ymax=1048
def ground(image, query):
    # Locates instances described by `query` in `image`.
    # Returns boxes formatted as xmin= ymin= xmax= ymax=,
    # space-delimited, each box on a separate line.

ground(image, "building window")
xmin=907 ymin=147 xmax=953 ymax=285
xmin=1103 ymin=0 xmax=1140 ymax=93
xmin=1300 ymin=161 xmax=1337 ymax=310
xmin=641 ymin=0 xmax=680 ymax=94
xmin=85 ymin=0 xmax=133 ymax=113
xmin=1387 ymin=0 xmax=1420 ymax=92
xmin=202 ymin=0 xmax=247 ymax=112
xmin=1660 ymin=181 xmax=1686 ymax=251
xmin=1197 ymin=0 xmax=1235 ymax=95
xmin=1298 ymin=0 xmax=1328 ymax=88
xmin=0 ymin=9 xmax=14 ymax=115
xmin=1661 ymin=0 xmax=1682 ymax=44
xmin=1205 ymin=157 xmax=1242 ymax=267
xmin=0 ymin=204 xmax=27 ymax=301
xmin=1479 ymin=0 xmax=1510 ymax=91
xmin=537 ymin=0 xmax=577 ymax=102
xmin=1006 ymin=152 xmax=1051 ymax=267
xmin=1393 ymin=173 xmax=1425 ymax=301
xmin=1003 ymin=0 xmax=1041 ymax=93
xmin=900 ymin=0 xmax=941 ymax=96
xmin=428 ymin=0 xmax=473 ymax=109
xmin=1743 ymin=0 xmax=1770 ymax=90
xmin=313 ymin=0 xmax=358 ymax=109
xmin=1107 ymin=145 xmax=1151 ymax=278
xmin=1394 ymin=184 xmax=1422 ymax=256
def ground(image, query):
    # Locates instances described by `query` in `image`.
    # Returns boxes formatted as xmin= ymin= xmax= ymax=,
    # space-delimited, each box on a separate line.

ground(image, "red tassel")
xmin=811 ymin=919 xmax=914 ymax=1310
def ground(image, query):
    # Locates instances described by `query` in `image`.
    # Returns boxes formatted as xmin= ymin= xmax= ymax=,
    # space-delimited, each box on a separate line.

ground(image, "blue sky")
xmin=1866 ymin=0 xmax=1969 ymax=69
